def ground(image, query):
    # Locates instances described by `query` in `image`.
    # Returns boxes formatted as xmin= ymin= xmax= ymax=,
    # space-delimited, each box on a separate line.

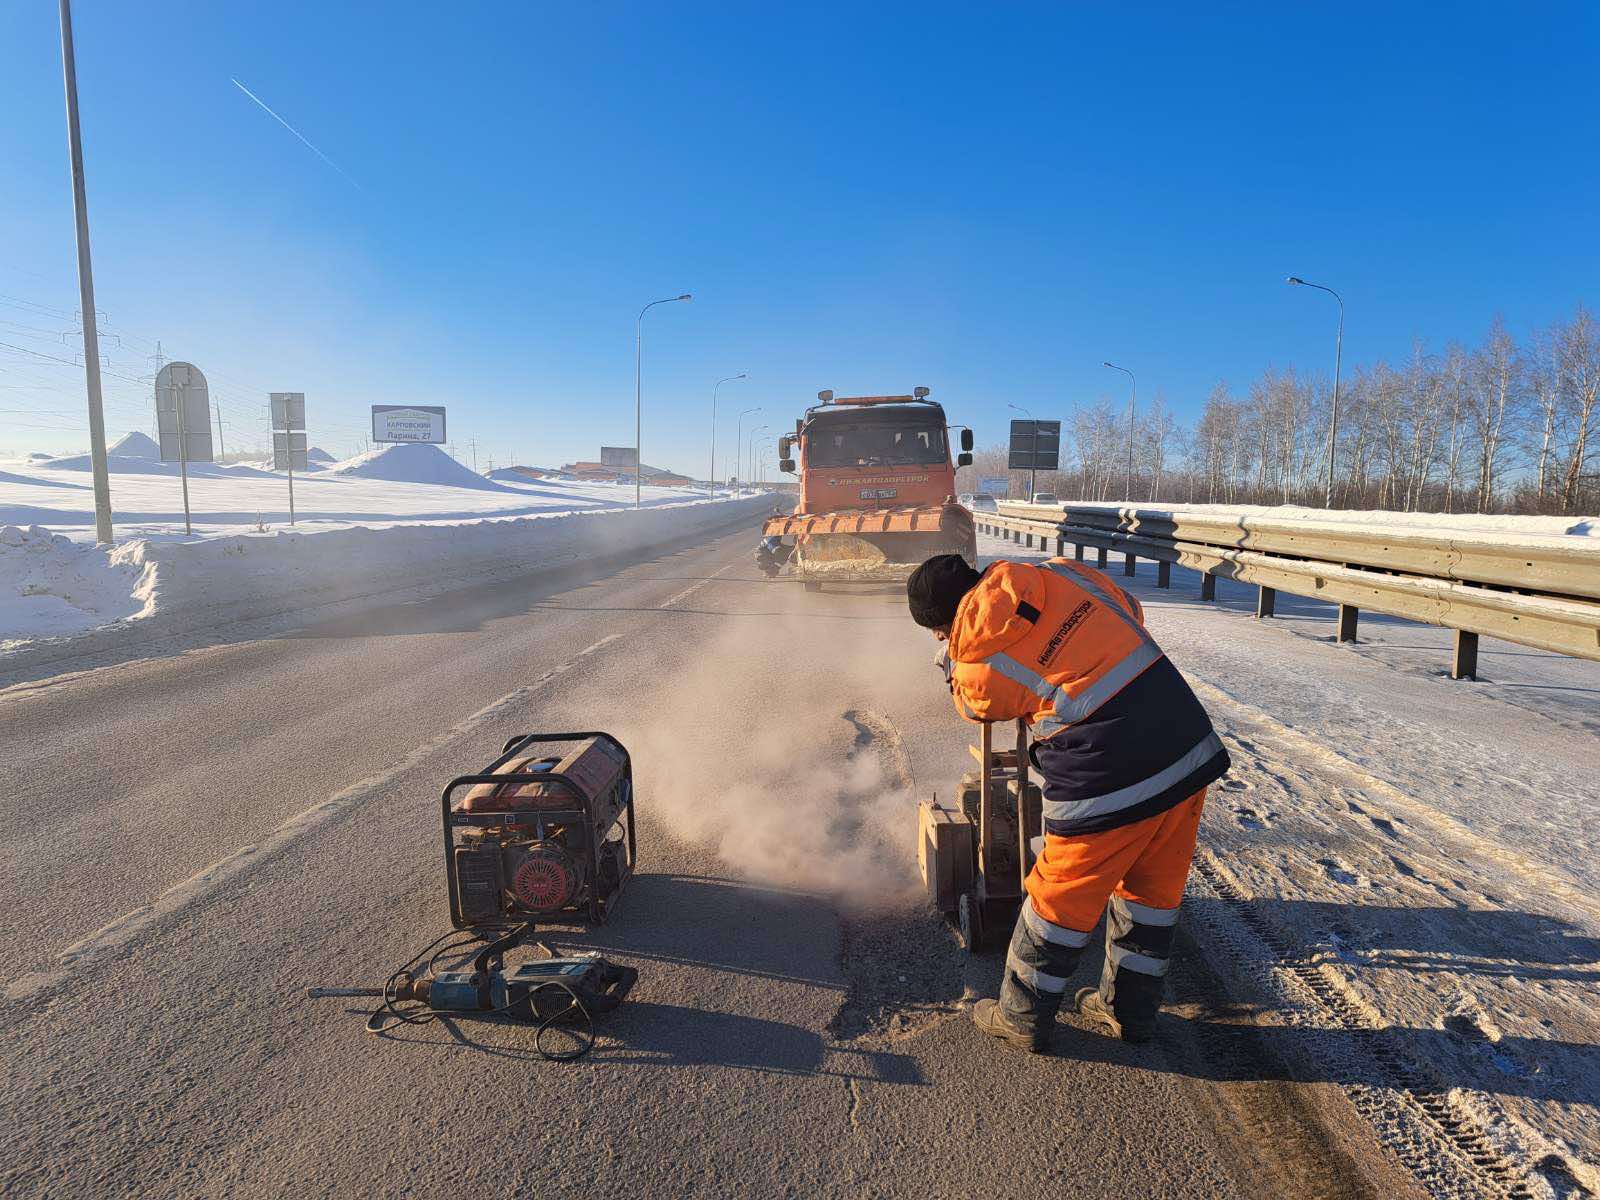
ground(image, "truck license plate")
xmin=859 ymin=487 xmax=897 ymax=500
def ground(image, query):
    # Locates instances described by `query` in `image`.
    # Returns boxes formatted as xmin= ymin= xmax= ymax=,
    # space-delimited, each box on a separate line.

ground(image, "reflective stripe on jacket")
xmin=947 ymin=558 xmax=1229 ymax=835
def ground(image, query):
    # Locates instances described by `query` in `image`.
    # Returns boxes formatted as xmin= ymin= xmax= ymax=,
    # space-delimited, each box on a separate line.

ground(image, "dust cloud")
xmin=625 ymin=594 xmax=950 ymax=910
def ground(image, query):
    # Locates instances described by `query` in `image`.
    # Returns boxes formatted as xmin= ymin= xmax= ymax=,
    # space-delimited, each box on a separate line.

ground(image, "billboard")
xmin=372 ymin=404 xmax=446 ymax=444
xmin=155 ymin=362 xmax=214 ymax=462
xmin=977 ymin=476 xmax=1010 ymax=497
xmin=273 ymin=431 xmax=308 ymax=472
xmin=600 ymin=445 xmax=639 ymax=469
xmin=1007 ymin=419 xmax=1060 ymax=471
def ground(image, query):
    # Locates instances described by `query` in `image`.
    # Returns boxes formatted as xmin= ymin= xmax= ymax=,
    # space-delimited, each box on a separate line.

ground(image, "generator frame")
xmin=919 ymin=719 xmax=1041 ymax=953
xmin=441 ymin=731 xmax=637 ymax=931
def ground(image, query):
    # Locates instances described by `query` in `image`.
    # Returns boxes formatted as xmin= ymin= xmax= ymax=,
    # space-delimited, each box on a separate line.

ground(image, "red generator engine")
xmin=443 ymin=732 xmax=636 ymax=929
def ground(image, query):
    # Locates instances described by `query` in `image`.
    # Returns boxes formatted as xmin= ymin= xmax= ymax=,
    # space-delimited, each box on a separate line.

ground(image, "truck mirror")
xmin=957 ymin=452 xmax=973 ymax=467
xmin=960 ymin=429 xmax=974 ymax=452
xmin=779 ymin=458 xmax=796 ymax=474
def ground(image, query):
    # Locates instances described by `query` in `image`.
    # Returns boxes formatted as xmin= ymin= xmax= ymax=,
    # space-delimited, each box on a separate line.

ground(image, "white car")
xmin=961 ymin=494 xmax=999 ymax=512
xmin=1030 ymin=492 xmax=1059 ymax=505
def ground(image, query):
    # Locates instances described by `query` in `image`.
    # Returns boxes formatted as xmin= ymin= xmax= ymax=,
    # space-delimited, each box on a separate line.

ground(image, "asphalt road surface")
xmin=1 ymin=523 xmax=1420 ymax=1199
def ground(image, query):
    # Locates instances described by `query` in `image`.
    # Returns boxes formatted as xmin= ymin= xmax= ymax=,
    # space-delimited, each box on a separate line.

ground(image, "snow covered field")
xmin=984 ymin=530 xmax=1600 ymax=1197
xmin=0 ymin=436 xmax=771 ymax=659
xmin=1 ymin=434 xmax=717 ymax=539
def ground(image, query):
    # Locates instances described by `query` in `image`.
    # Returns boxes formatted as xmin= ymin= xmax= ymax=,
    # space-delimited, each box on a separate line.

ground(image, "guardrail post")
xmin=1123 ymin=551 xmax=1136 ymax=577
xmin=1096 ymin=547 xmax=1108 ymax=569
xmin=1157 ymin=560 xmax=1171 ymax=588
xmin=1256 ymin=585 xmax=1276 ymax=618
xmin=1452 ymin=630 xmax=1479 ymax=681
xmin=1074 ymin=543 xmax=1084 ymax=562
xmin=1200 ymin=572 xmax=1215 ymax=601
xmin=1055 ymin=536 xmax=1065 ymax=557
xmin=1337 ymin=604 xmax=1358 ymax=643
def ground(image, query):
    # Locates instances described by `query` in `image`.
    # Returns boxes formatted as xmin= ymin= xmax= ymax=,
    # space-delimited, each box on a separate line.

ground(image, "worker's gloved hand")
xmin=934 ymin=647 xmax=953 ymax=684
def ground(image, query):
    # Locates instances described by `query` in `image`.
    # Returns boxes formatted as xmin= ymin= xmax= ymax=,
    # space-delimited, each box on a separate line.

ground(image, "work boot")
xmin=972 ymin=998 xmax=1048 ymax=1053
xmin=1075 ymin=987 xmax=1154 ymax=1044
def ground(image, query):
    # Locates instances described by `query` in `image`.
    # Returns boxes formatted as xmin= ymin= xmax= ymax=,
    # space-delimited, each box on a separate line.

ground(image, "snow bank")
xmin=0 ymin=495 xmax=773 ymax=667
xmin=324 ymin=442 xmax=511 ymax=491
xmin=0 ymin=525 xmax=144 ymax=648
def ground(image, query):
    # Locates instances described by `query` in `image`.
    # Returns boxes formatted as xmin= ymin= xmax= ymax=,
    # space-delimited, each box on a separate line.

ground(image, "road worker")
xmin=906 ymin=553 xmax=1230 ymax=1051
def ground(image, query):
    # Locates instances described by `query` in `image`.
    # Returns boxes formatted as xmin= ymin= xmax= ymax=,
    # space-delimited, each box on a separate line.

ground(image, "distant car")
xmin=961 ymin=494 xmax=999 ymax=512
xmin=1030 ymin=492 xmax=1059 ymax=504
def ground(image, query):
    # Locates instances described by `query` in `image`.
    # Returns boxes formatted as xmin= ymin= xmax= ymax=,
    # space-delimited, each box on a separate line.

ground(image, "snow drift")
xmin=0 ymin=525 xmax=144 ymax=647
xmin=325 ymin=442 xmax=512 ymax=491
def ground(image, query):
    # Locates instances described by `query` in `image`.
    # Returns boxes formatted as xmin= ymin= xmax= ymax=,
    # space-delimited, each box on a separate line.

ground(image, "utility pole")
xmin=215 ymin=401 xmax=225 ymax=459
xmin=150 ymin=340 xmax=164 ymax=437
xmin=470 ymin=437 xmax=477 ymax=473
xmin=58 ymin=0 xmax=113 ymax=544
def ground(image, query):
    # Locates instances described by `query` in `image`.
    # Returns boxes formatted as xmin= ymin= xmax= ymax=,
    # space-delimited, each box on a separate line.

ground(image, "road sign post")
xmin=271 ymin=393 xmax=307 ymax=526
xmin=156 ymin=362 xmax=212 ymax=537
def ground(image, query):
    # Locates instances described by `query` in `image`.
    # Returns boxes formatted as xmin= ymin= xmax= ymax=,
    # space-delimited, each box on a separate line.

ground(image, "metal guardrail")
xmin=975 ymin=503 xmax=1600 ymax=679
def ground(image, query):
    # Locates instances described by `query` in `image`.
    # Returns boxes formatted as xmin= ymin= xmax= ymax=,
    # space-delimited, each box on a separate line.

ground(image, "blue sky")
xmin=3 ymin=2 xmax=1596 ymax=476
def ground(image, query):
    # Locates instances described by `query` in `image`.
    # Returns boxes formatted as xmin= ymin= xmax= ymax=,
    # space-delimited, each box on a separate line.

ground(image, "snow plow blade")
xmin=764 ymin=503 xmax=976 ymax=582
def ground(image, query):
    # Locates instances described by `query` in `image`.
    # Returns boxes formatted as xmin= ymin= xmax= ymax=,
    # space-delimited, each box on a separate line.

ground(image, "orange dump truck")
xmin=760 ymin=388 xmax=977 ymax=587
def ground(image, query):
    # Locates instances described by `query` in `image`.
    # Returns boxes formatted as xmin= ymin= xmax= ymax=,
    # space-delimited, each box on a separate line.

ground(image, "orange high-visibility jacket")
xmin=947 ymin=558 xmax=1228 ymax=835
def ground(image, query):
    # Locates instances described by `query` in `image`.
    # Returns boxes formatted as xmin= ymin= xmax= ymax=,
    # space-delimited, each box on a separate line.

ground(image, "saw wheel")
xmin=957 ymin=890 xmax=984 ymax=953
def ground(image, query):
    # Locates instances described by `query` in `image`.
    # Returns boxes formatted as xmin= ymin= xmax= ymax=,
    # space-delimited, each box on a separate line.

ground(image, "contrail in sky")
xmin=230 ymin=77 xmax=363 ymax=191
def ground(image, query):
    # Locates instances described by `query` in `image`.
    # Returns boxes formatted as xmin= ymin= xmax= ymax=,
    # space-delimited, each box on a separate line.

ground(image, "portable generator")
xmin=443 ymin=732 xmax=637 ymax=929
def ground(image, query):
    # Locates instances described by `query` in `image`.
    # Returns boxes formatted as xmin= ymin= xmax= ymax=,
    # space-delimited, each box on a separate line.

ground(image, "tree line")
xmin=955 ymin=304 xmax=1598 ymax=515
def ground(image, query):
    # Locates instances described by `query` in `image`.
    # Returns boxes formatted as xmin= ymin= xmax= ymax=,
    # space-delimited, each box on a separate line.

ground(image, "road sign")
xmin=978 ymin=476 xmax=1010 ymax=496
xmin=155 ymin=362 xmax=213 ymax=463
xmin=1007 ymin=419 xmax=1060 ymax=471
xmin=270 ymin=392 xmax=306 ymax=431
xmin=372 ymin=404 xmax=446 ymax=444
xmin=273 ymin=431 xmax=308 ymax=472
xmin=600 ymin=445 xmax=639 ymax=468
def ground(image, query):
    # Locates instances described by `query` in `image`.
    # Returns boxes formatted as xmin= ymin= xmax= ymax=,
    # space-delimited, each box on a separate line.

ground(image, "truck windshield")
xmin=807 ymin=424 xmax=947 ymax=468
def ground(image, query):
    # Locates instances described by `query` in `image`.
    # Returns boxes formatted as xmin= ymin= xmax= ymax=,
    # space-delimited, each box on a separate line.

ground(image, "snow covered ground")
xmin=1 ymin=436 xmax=719 ymax=540
xmin=0 ymin=437 xmax=770 ymax=658
xmin=983 ymin=530 xmax=1600 ymax=1197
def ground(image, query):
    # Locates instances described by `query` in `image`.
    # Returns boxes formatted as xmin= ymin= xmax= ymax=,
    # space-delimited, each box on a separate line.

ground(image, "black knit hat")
xmin=906 ymin=554 xmax=982 ymax=628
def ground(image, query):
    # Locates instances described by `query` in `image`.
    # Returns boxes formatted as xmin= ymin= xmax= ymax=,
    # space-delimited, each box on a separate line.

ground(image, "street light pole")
xmin=1103 ymin=362 xmax=1136 ymax=502
xmin=1007 ymin=402 xmax=1037 ymax=499
xmin=58 ymin=0 xmax=113 ymax=544
xmin=635 ymin=293 xmax=692 ymax=506
xmin=1287 ymin=276 xmax=1344 ymax=508
xmin=735 ymin=406 xmax=760 ymax=488
xmin=747 ymin=426 xmax=768 ymax=491
xmin=710 ymin=372 xmax=746 ymax=495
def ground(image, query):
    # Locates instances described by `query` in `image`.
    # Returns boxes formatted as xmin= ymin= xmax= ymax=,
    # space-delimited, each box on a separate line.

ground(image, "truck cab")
xmin=761 ymin=388 xmax=976 ymax=585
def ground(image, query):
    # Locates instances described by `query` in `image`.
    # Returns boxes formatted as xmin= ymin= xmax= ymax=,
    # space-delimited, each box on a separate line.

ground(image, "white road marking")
xmin=4 ymin=633 xmax=625 ymax=1003
xmin=656 ymin=560 xmax=739 ymax=610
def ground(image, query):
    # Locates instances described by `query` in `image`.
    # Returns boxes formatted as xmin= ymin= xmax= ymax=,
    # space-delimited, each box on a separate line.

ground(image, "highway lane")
xmin=1 ymin=524 xmax=1413 ymax=1198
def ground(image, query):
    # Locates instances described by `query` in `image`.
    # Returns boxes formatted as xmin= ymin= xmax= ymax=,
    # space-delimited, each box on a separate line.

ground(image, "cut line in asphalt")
xmin=3 ymin=633 xmax=625 ymax=1004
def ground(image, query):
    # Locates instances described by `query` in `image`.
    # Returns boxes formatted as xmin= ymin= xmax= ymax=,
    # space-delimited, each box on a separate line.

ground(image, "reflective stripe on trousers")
xmin=999 ymin=898 xmax=1091 ymax=1027
xmin=1099 ymin=892 xmax=1180 ymax=1032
